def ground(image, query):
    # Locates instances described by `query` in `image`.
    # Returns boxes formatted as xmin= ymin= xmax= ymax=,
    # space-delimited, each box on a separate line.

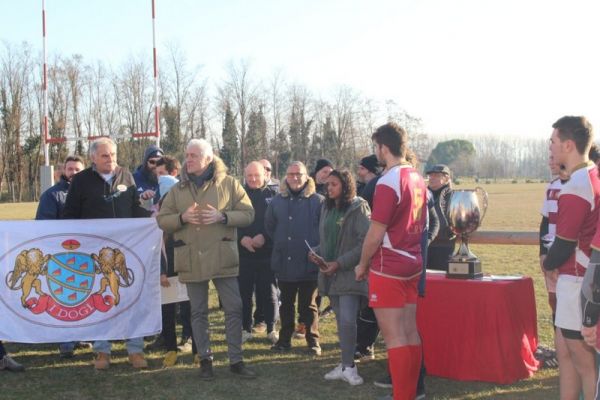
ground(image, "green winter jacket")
xmin=157 ymin=156 xmax=254 ymax=282
xmin=316 ymin=196 xmax=371 ymax=297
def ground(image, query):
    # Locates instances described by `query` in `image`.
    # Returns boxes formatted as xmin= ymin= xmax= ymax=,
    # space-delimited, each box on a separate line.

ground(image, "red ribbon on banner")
xmin=25 ymin=294 xmax=114 ymax=321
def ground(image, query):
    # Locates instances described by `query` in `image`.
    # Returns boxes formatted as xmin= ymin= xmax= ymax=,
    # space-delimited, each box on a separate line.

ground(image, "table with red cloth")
xmin=416 ymin=272 xmax=540 ymax=384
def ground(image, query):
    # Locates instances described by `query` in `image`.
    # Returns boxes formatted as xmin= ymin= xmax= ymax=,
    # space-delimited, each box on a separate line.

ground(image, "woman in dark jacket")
xmin=309 ymin=170 xmax=370 ymax=386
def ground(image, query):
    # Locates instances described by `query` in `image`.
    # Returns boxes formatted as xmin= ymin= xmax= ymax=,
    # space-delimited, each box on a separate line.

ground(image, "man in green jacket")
xmin=157 ymin=138 xmax=255 ymax=380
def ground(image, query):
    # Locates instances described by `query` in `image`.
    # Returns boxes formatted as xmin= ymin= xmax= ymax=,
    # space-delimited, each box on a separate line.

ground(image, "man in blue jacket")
xmin=36 ymin=155 xmax=86 ymax=359
xmin=265 ymin=161 xmax=324 ymax=355
xmin=36 ymin=155 xmax=85 ymax=220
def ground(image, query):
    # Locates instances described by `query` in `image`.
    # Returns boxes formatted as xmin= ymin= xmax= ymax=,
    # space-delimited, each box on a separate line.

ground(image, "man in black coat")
xmin=426 ymin=164 xmax=456 ymax=272
xmin=63 ymin=138 xmax=150 ymax=370
xmin=238 ymin=161 xmax=279 ymax=344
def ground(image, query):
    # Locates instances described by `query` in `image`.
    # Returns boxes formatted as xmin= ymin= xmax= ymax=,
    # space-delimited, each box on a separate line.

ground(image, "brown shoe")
xmin=94 ymin=352 xmax=110 ymax=370
xmin=293 ymin=323 xmax=306 ymax=339
xmin=128 ymin=353 xmax=148 ymax=369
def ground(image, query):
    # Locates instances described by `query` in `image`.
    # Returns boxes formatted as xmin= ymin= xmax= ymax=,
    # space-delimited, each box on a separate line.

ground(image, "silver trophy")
xmin=445 ymin=187 xmax=488 ymax=279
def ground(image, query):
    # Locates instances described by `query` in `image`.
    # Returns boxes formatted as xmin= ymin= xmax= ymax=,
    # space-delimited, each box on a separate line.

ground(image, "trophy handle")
xmin=475 ymin=187 xmax=489 ymax=224
xmin=438 ymin=186 xmax=452 ymax=221
xmin=438 ymin=187 xmax=456 ymax=239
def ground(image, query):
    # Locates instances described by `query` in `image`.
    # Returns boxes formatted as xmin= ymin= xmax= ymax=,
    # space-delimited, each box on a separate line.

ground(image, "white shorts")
xmin=555 ymin=275 xmax=583 ymax=331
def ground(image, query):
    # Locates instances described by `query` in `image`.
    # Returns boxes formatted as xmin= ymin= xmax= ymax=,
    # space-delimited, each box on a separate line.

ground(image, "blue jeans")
xmin=59 ymin=342 xmax=76 ymax=353
xmin=93 ymin=337 xmax=144 ymax=355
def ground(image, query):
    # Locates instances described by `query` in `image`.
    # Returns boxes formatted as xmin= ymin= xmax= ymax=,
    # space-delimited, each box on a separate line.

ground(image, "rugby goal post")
xmin=40 ymin=0 xmax=160 ymax=191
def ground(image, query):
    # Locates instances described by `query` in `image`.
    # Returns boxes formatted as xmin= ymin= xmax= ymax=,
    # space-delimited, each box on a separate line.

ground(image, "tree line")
xmin=1 ymin=41 xmax=550 ymax=202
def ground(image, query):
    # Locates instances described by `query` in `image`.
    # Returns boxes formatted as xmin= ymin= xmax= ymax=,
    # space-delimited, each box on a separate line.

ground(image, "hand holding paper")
xmin=305 ymin=240 xmax=327 ymax=270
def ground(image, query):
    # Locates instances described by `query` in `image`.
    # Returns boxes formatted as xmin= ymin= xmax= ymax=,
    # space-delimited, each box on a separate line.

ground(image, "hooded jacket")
xmin=133 ymin=144 xmax=163 ymax=197
xmin=316 ymin=197 xmax=371 ymax=297
xmin=264 ymin=177 xmax=324 ymax=282
xmin=157 ymin=156 xmax=254 ymax=283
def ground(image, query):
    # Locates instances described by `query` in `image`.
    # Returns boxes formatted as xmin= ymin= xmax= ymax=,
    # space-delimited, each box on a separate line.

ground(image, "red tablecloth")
xmin=416 ymin=273 xmax=539 ymax=384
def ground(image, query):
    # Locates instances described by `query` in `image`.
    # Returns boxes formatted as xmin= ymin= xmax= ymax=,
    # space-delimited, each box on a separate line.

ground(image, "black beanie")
xmin=360 ymin=154 xmax=379 ymax=174
xmin=313 ymin=158 xmax=334 ymax=176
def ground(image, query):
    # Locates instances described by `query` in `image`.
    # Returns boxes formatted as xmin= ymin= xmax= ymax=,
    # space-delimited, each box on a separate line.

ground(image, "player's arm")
xmin=357 ymin=221 xmax=387 ymax=269
xmin=543 ymin=237 xmax=576 ymax=270
xmin=543 ymin=193 xmax=588 ymax=270
xmin=539 ymin=216 xmax=549 ymax=256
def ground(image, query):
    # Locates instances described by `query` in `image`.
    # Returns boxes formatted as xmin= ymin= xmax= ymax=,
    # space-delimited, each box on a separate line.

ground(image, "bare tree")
xmin=267 ymin=69 xmax=287 ymax=177
xmin=223 ymin=59 xmax=258 ymax=172
xmin=0 ymin=42 xmax=34 ymax=201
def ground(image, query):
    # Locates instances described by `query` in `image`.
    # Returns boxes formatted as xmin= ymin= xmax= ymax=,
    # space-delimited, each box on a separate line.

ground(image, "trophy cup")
xmin=445 ymin=187 xmax=488 ymax=279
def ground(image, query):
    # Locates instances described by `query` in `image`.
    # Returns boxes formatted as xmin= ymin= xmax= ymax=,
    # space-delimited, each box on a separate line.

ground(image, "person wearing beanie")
xmin=133 ymin=144 xmax=165 ymax=207
xmin=356 ymin=154 xmax=380 ymax=200
xmin=312 ymin=159 xmax=334 ymax=196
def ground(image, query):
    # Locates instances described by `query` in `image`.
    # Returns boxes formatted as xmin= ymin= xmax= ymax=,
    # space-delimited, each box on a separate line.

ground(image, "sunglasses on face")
xmin=147 ymin=158 xmax=162 ymax=165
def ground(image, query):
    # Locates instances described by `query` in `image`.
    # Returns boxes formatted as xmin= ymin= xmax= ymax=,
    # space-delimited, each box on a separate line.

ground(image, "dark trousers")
xmin=356 ymin=305 xmax=379 ymax=353
xmin=427 ymin=244 xmax=455 ymax=271
xmin=178 ymin=301 xmax=193 ymax=339
xmin=278 ymin=280 xmax=319 ymax=346
xmin=238 ymin=258 xmax=278 ymax=332
xmin=162 ymin=303 xmax=178 ymax=352
xmin=0 ymin=341 xmax=5 ymax=358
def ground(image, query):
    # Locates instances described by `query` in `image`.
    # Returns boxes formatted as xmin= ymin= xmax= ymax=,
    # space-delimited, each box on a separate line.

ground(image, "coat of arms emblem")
xmin=4 ymin=239 xmax=135 ymax=321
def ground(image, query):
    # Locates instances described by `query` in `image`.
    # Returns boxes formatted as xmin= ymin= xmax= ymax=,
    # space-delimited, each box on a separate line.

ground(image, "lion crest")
xmin=91 ymin=247 xmax=134 ymax=306
xmin=5 ymin=248 xmax=51 ymax=307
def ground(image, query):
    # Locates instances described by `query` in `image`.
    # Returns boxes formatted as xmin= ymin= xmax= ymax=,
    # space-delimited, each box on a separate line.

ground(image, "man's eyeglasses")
xmin=264 ymin=167 xmax=272 ymax=172
xmin=286 ymin=173 xmax=305 ymax=178
xmin=147 ymin=158 xmax=162 ymax=165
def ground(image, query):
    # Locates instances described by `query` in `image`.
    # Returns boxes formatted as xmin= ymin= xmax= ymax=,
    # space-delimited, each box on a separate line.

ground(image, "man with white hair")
xmin=157 ymin=139 xmax=256 ymax=380
xmin=63 ymin=137 xmax=150 ymax=370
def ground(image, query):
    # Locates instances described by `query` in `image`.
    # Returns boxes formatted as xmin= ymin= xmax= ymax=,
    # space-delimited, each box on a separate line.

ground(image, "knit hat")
xmin=313 ymin=158 xmax=334 ymax=176
xmin=143 ymin=144 xmax=164 ymax=163
xmin=359 ymin=154 xmax=379 ymax=174
xmin=159 ymin=175 xmax=179 ymax=199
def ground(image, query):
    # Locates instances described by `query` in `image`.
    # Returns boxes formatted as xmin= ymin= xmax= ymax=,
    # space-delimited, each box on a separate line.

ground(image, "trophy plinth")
xmin=445 ymin=188 xmax=488 ymax=280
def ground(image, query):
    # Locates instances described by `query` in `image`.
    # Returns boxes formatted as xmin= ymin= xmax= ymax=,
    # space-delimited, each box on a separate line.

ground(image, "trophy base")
xmin=447 ymin=259 xmax=483 ymax=280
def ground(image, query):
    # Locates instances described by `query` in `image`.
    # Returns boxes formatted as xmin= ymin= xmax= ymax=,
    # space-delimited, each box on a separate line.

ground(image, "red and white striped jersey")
xmin=556 ymin=162 xmax=600 ymax=276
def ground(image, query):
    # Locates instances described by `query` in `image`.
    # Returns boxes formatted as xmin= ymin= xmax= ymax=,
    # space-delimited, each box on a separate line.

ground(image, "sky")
xmin=1 ymin=0 xmax=599 ymax=139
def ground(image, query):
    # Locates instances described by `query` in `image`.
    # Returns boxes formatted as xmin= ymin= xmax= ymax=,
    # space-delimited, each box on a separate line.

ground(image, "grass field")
xmin=0 ymin=183 xmax=559 ymax=399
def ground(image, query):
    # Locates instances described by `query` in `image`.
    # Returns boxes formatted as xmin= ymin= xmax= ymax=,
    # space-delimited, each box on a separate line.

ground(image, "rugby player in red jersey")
xmin=355 ymin=122 xmax=427 ymax=400
xmin=544 ymin=116 xmax=600 ymax=400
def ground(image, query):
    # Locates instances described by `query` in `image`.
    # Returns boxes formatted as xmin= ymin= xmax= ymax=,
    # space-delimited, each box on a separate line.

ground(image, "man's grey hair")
xmin=89 ymin=137 xmax=117 ymax=158
xmin=187 ymin=138 xmax=213 ymax=159
xmin=286 ymin=161 xmax=307 ymax=173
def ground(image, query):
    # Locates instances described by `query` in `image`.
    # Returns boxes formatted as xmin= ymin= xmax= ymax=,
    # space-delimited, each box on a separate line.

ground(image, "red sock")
xmin=388 ymin=345 xmax=422 ymax=400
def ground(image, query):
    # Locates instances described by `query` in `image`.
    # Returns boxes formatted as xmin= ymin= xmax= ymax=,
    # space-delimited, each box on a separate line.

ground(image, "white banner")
xmin=0 ymin=218 xmax=162 ymax=343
